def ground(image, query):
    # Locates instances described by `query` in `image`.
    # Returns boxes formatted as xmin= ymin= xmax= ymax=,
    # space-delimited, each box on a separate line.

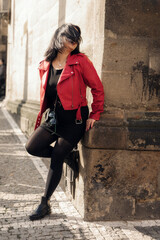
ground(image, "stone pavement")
xmin=0 ymin=104 xmax=160 ymax=240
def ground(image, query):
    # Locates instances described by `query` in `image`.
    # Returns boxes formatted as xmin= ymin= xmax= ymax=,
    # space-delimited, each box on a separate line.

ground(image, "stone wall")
xmin=80 ymin=0 xmax=160 ymax=220
xmin=6 ymin=0 xmax=106 ymax=219
xmin=104 ymin=0 xmax=160 ymax=110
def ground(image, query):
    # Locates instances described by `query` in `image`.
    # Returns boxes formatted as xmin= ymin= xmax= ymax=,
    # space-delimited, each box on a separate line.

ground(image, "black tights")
xmin=25 ymin=126 xmax=74 ymax=200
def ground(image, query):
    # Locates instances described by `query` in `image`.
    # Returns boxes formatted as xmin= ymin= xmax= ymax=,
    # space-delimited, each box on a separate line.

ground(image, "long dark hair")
xmin=44 ymin=23 xmax=82 ymax=62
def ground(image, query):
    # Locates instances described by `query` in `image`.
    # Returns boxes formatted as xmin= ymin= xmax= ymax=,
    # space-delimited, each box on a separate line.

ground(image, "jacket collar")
xmin=38 ymin=53 xmax=83 ymax=70
xmin=38 ymin=60 xmax=50 ymax=71
xmin=66 ymin=53 xmax=83 ymax=65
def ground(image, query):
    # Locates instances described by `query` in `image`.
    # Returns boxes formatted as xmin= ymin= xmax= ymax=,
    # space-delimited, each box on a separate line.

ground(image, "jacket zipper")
xmin=71 ymin=68 xmax=84 ymax=109
xmin=71 ymin=66 xmax=83 ymax=109
xmin=79 ymin=83 xmax=83 ymax=100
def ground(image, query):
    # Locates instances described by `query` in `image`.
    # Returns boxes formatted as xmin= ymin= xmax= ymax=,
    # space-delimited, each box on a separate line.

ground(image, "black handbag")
xmin=45 ymin=96 xmax=58 ymax=131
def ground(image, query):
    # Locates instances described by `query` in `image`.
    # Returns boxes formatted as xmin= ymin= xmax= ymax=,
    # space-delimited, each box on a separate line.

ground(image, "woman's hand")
xmin=86 ymin=118 xmax=96 ymax=131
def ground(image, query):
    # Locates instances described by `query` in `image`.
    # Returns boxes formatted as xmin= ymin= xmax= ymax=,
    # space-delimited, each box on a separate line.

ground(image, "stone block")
xmin=102 ymin=71 xmax=143 ymax=108
xmin=105 ymin=0 xmax=160 ymax=38
xmin=85 ymin=195 xmax=135 ymax=221
xmin=103 ymin=68 xmax=160 ymax=109
xmin=6 ymin=100 xmax=39 ymax=136
xmin=103 ymin=35 xmax=149 ymax=73
xmin=126 ymin=111 xmax=160 ymax=150
xmin=135 ymin=200 xmax=160 ymax=219
xmin=82 ymin=112 xmax=127 ymax=149
xmin=79 ymin=147 xmax=160 ymax=220
xmin=83 ymin=109 xmax=160 ymax=151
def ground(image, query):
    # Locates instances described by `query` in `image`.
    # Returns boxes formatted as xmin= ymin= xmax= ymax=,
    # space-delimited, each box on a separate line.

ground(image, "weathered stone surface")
xmin=82 ymin=110 xmax=127 ymax=149
xmin=105 ymin=0 xmax=160 ymax=38
xmin=82 ymin=110 xmax=160 ymax=151
xmin=80 ymin=147 xmax=160 ymax=220
xmin=126 ymin=111 xmax=160 ymax=150
xmin=6 ymin=100 xmax=40 ymax=136
xmin=135 ymin=200 xmax=160 ymax=219
xmin=102 ymin=34 xmax=160 ymax=109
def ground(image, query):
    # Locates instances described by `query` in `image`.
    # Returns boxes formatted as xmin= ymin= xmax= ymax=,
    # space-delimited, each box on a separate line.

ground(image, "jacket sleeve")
xmin=81 ymin=55 xmax=104 ymax=120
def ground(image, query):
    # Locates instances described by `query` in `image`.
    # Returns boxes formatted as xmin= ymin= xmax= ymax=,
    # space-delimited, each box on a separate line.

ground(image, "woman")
xmin=25 ymin=23 xmax=104 ymax=221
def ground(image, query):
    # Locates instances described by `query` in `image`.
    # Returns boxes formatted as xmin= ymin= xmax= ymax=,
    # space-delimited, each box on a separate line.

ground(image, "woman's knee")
xmin=25 ymin=141 xmax=32 ymax=154
xmin=25 ymin=141 xmax=36 ymax=156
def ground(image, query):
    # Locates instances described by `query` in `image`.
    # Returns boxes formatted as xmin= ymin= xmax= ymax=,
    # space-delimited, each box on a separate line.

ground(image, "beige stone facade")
xmin=6 ymin=0 xmax=160 ymax=221
xmin=0 ymin=0 xmax=9 ymax=63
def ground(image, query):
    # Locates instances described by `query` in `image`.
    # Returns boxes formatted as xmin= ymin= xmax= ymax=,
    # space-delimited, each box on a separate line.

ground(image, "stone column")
xmin=79 ymin=0 xmax=160 ymax=221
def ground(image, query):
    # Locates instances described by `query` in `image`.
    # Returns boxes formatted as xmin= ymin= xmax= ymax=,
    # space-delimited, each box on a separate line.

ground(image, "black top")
xmin=45 ymin=65 xmax=63 ymax=108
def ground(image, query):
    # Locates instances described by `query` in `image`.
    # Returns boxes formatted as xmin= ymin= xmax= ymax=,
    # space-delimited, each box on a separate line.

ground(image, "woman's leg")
xmin=43 ymin=137 xmax=74 ymax=200
xmin=25 ymin=126 xmax=58 ymax=158
xmin=29 ymin=137 xmax=74 ymax=221
xmin=26 ymin=126 xmax=74 ymax=199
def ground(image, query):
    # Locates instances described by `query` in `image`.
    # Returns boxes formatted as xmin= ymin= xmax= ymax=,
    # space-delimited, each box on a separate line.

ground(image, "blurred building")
xmin=5 ymin=0 xmax=160 ymax=221
xmin=0 ymin=0 xmax=9 ymax=62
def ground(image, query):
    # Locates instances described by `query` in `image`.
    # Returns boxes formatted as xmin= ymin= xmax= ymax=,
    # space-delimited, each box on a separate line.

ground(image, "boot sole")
xmin=29 ymin=209 xmax=52 ymax=221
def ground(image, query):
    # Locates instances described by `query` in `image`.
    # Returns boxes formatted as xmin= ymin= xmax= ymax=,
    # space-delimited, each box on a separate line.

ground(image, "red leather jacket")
xmin=34 ymin=53 xmax=104 ymax=130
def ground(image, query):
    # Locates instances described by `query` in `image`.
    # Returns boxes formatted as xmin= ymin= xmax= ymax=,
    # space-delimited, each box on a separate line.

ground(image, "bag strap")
xmin=53 ymin=66 xmax=60 ymax=111
xmin=53 ymin=94 xmax=58 ymax=111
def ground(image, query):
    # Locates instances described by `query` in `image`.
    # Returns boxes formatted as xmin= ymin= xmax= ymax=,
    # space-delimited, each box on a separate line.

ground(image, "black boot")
xmin=29 ymin=196 xmax=51 ymax=221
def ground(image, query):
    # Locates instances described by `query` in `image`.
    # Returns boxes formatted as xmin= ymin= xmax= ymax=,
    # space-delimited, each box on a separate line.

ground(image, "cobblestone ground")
xmin=0 ymin=103 xmax=160 ymax=240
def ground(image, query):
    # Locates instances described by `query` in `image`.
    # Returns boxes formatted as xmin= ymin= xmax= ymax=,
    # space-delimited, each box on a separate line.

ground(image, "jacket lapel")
xmin=38 ymin=54 xmax=81 ymax=86
xmin=38 ymin=60 xmax=50 ymax=71
xmin=58 ymin=64 xmax=73 ymax=83
xmin=38 ymin=60 xmax=50 ymax=89
xmin=58 ymin=54 xmax=81 ymax=84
